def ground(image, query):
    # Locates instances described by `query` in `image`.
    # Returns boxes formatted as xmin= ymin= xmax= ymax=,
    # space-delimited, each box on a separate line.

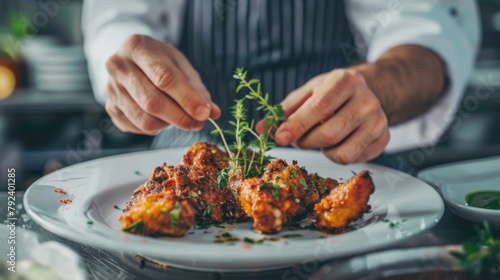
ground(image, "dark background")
xmin=0 ymin=0 xmax=499 ymax=191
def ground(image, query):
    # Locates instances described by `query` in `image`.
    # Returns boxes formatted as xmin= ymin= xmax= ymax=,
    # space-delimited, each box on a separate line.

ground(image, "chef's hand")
xmin=104 ymin=35 xmax=220 ymax=135
xmin=269 ymin=69 xmax=389 ymax=164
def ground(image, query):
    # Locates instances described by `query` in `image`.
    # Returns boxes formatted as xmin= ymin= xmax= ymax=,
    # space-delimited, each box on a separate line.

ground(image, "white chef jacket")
xmin=82 ymin=0 xmax=480 ymax=153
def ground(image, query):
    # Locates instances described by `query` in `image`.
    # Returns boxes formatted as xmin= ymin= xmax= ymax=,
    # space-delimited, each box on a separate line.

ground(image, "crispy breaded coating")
xmin=172 ymin=164 xmax=226 ymax=223
xmin=182 ymin=142 xmax=229 ymax=174
xmin=224 ymin=168 xmax=247 ymax=220
xmin=239 ymin=159 xmax=319 ymax=233
xmin=149 ymin=163 xmax=176 ymax=184
xmin=309 ymin=173 xmax=340 ymax=198
xmin=120 ymin=192 xmax=195 ymax=237
xmin=124 ymin=181 xmax=173 ymax=212
xmin=314 ymin=170 xmax=374 ymax=230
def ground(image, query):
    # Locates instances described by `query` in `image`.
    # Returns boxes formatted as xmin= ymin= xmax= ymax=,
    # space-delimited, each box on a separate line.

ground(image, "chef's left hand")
xmin=268 ymin=69 xmax=390 ymax=164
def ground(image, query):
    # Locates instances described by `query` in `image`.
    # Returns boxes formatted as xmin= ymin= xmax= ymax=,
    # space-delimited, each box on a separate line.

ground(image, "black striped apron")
xmin=152 ymin=0 xmax=357 ymax=149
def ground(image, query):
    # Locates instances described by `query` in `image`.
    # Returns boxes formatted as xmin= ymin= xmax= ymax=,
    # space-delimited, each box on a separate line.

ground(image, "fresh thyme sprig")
xmin=453 ymin=221 xmax=500 ymax=277
xmin=208 ymin=68 xmax=287 ymax=180
xmin=234 ymin=68 xmax=287 ymax=168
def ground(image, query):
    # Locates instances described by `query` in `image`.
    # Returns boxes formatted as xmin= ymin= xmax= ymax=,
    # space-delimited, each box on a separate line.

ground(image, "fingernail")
xmin=276 ymin=131 xmax=292 ymax=146
xmin=195 ymin=104 xmax=211 ymax=120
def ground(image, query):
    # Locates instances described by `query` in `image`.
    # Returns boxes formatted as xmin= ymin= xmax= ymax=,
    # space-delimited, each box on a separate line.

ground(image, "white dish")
xmin=25 ymin=148 xmax=444 ymax=271
xmin=36 ymin=83 xmax=92 ymax=92
xmin=34 ymin=63 xmax=88 ymax=73
xmin=418 ymin=156 xmax=500 ymax=228
xmin=35 ymin=73 xmax=90 ymax=83
xmin=21 ymin=44 xmax=86 ymax=62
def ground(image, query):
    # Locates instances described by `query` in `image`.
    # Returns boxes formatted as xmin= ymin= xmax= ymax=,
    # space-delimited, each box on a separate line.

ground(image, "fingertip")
xmin=275 ymin=130 xmax=292 ymax=146
xmin=255 ymin=120 xmax=265 ymax=134
xmin=210 ymin=102 xmax=221 ymax=119
xmin=194 ymin=103 xmax=211 ymax=121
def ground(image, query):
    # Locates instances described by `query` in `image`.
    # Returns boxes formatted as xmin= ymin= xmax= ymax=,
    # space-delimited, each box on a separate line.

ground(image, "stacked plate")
xmin=21 ymin=37 xmax=91 ymax=92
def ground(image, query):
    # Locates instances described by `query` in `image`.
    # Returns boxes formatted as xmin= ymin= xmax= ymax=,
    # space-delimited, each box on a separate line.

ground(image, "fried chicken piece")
xmin=149 ymin=163 xmax=176 ymax=184
xmin=309 ymin=173 xmax=340 ymax=198
xmin=261 ymin=159 xmax=320 ymax=209
xmin=120 ymin=192 xmax=195 ymax=237
xmin=224 ymin=168 xmax=247 ymax=220
xmin=171 ymin=164 xmax=226 ymax=223
xmin=181 ymin=142 xmax=229 ymax=175
xmin=314 ymin=170 xmax=374 ymax=230
xmin=176 ymin=142 xmax=248 ymax=222
xmin=239 ymin=159 xmax=319 ymax=233
xmin=124 ymin=181 xmax=174 ymax=212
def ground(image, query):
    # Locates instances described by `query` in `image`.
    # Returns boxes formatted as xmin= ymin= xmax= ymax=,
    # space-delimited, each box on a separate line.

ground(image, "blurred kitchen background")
xmin=0 ymin=0 xmax=499 ymax=191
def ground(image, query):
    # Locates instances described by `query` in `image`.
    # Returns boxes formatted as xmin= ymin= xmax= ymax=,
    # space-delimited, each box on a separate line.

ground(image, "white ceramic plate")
xmin=25 ymin=148 xmax=444 ymax=271
xmin=418 ymin=156 xmax=500 ymax=228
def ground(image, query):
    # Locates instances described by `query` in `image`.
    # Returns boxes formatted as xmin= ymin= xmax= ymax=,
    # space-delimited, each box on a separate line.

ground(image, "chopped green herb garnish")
xmin=319 ymin=186 xmax=328 ymax=194
xmin=217 ymin=168 xmax=229 ymax=190
xmin=169 ymin=201 xmax=181 ymax=227
xmin=114 ymin=205 xmax=121 ymax=210
xmin=281 ymin=234 xmax=302 ymax=238
xmin=134 ymin=171 xmax=142 ymax=176
xmin=87 ymin=220 xmax=93 ymax=225
xmin=289 ymin=168 xmax=298 ymax=179
xmin=259 ymin=184 xmax=280 ymax=200
xmin=312 ymin=179 xmax=320 ymax=187
xmin=381 ymin=218 xmax=405 ymax=229
xmin=275 ymin=176 xmax=281 ymax=181
xmin=195 ymin=221 xmax=210 ymax=229
xmin=243 ymin=237 xmax=255 ymax=244
xmin=203 ymin=203 xmax=216 ymax=216
xmin=270 ymin=187 xmax=280 ymax=201
xmin=123 ymin=219 xmax=145 ymax=235
xmin=298 ymin=179 xmax=310 ymax=193
xmin=351 ymin=170 xmax=357 ymax=176
xmin=221 ymin=232 xmax=232 ymax=238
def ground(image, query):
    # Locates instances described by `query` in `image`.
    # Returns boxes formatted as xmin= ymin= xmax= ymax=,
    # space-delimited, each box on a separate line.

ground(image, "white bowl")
xmin=418 ymin=156 xmax=500 ymax=228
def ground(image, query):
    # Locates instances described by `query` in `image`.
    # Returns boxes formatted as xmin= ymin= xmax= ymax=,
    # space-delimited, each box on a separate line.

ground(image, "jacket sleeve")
xmin=82 ymin=0 xmax=185 ymax=104
xmin=345 ymin=0 xmax=481 ymax=153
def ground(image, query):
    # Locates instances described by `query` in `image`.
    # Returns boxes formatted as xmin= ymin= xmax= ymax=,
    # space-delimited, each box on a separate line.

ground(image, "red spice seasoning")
xmin=58 ymin=198 xmax=72 ymax=204
xmin=53 ymin=188 xmax=67 ymax=195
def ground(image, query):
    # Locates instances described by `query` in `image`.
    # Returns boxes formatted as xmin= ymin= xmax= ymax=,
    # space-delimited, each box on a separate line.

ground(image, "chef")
xmin=82 ymin=0 xmax=480 ymax=166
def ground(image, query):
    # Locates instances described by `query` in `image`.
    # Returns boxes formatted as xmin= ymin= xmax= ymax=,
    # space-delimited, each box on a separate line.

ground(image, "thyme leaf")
xmin=217 ymin=168 xmax=229 ymax=190
xmin=123 ymin=219 xmax=145 ymax=235
xmin=203 ymin=203 xmax=216 ymax=216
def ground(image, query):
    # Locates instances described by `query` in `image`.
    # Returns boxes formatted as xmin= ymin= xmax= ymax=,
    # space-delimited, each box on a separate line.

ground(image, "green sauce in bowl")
xmin=465 ymin=191 xmax=500 ymax=210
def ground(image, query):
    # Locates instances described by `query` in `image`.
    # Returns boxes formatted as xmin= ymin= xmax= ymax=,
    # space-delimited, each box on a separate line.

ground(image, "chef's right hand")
xmin=104 ymin=35 xmax=220 ymax=135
